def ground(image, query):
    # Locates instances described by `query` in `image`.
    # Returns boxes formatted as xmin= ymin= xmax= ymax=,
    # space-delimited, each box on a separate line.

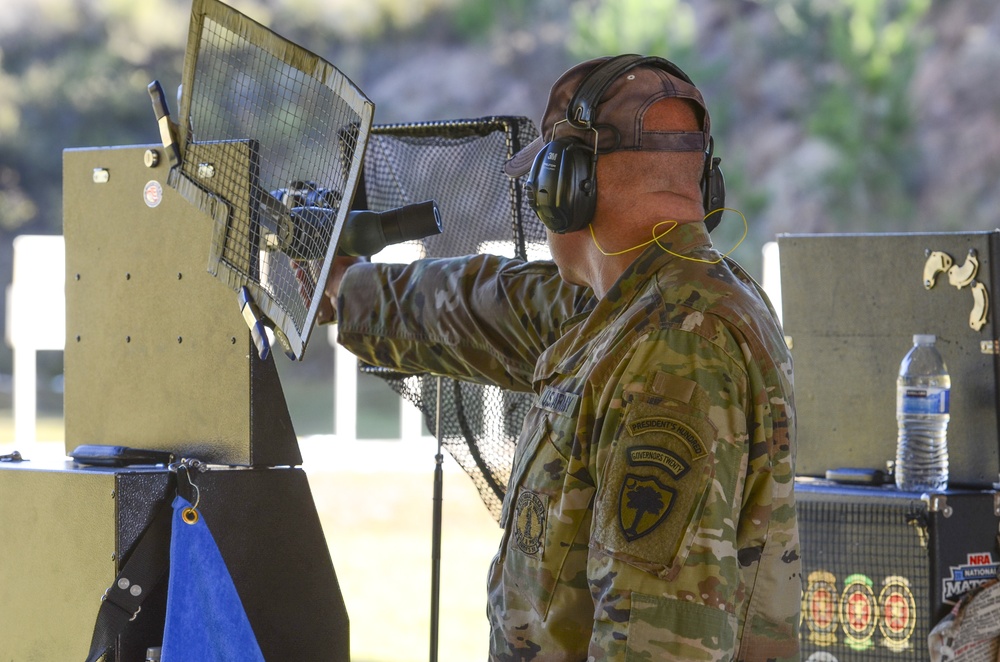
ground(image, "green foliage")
xmin=567 ymin=0 xmax=697 ymax=61
xmin=0 ymin=0 xmax=947 ymax=257
xmin=449 ymin=0 xmax=536 ymax=40
xmin=257 ymin=0 xmax=465 ymax=43
xmin=766 ymin=0 xmax=932 ymax=230
xmin=0 ymin=0 xmax=188 ymax=235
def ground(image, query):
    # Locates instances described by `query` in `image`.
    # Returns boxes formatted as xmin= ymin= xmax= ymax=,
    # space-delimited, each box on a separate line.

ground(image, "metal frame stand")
xmin=429 ymin=376 xmax=444 ymax=662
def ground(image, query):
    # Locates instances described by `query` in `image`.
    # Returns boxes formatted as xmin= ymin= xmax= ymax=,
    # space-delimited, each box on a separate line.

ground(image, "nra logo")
xmin=942 ymin=552 xmax=999 ymax=603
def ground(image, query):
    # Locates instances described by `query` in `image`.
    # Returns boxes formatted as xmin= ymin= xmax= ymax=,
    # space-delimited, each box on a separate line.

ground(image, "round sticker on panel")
xmin=143 ymin=180 xmax=163 ymax=208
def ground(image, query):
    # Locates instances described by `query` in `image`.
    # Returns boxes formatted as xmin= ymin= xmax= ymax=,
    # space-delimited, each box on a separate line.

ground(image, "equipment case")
xmin=779 ymin=231 xmax=1000 ymax=487
xmin=0 ymin=460 xmax=348 ymax=661
xmin=797 ymin=479 xmax=1000 ymax=661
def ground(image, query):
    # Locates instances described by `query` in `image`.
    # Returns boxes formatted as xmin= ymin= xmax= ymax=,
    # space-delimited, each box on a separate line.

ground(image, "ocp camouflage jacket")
xmin=337 ymin=221 xmax=801 ymax=661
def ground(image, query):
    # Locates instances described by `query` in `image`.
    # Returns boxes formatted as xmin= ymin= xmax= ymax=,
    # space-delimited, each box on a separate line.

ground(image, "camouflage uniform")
xmin=337 ymin=221 xmax=801 ymax=661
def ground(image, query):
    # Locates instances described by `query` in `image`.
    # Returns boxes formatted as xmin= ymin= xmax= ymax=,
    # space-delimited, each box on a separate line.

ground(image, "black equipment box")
xmin=797 ymin=479 xmax=1000 ymax=661
xmin=779 ymin=232 xmax=1000 ymax=487
xmin=0 ymin=461 xmax=349 ymax=661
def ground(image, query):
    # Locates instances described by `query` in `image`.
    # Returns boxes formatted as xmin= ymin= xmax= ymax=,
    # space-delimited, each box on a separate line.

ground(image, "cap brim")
xmin=503 ymin=136 xmax=545 ymax=178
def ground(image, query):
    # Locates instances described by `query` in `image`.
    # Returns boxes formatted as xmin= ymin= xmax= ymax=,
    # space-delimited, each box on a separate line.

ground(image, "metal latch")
xmin=923 ymin=248 xmax=989 ymax=331
xmin=923 ymin=250 xmax=953 ymax=289
xmin=925 ymin=493 xmax=953 ymax=518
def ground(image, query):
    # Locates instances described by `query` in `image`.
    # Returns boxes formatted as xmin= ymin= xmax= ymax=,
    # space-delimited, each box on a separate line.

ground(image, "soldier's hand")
xmin=291 ymin=256 xmax=365 ymax=325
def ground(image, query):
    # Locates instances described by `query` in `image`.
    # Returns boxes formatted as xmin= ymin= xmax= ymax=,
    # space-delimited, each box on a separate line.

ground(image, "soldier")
xmin=314 ymin=55 xmax=801 ymax=661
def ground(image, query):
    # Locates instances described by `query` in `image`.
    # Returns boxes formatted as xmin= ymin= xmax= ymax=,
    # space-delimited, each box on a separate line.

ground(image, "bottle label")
xmin=899 ymin=387 xmax=950 ymax=415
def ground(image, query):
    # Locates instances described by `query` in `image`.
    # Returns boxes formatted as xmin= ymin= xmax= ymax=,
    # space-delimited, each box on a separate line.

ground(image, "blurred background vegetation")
xmin=1 ymin=0 xmax=998 ymax=423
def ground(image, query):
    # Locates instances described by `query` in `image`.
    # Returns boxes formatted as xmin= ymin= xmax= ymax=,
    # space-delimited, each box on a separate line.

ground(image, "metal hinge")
xmin=925 ymin=494 xmax=953 ymax=517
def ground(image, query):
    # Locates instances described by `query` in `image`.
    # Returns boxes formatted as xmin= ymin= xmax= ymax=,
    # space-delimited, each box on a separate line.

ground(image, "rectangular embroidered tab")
xmin=538 ymin=386 xmax=580 ymax=416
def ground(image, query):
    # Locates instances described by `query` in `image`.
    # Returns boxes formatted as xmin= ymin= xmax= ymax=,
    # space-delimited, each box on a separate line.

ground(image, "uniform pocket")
xmin=500 ymin=400 xmax=595 ymax=621
xmin=625 ymin=592 xmax=736 ymax=661
xmin=500 ymin=407 xmax=551 ymax=525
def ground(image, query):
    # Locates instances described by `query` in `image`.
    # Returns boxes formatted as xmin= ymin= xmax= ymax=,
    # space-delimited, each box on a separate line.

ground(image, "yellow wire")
xmin=589 ymin=219 xmax=678 ymax=256
xmin=588 ymin=207 xmax=748 ymax=265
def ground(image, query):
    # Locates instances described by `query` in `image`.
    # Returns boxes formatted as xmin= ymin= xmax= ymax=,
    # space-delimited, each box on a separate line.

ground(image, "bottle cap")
xmin=914 ymin=334 xmax=936 ymax=345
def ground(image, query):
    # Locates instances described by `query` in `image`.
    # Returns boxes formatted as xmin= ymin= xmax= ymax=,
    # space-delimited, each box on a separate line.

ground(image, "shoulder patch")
xmin=626 ymin=417 xmax=707 ymax=459
xmin=627 ymin=446 xmax=690 ymax=479
xmin=513 ymin=489 xmax=546 ymax=557
xmin=619 ymin=474 xmax=676 ymax=541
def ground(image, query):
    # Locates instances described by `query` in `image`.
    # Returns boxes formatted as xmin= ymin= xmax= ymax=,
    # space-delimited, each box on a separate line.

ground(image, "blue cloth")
xmin=161 ymin=495 xmax=265 ymax=662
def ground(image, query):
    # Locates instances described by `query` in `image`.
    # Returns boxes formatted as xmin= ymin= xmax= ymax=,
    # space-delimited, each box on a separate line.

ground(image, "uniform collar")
xmin=601 ymin=220 xmax=714 ymax=307
xmin=539 ymin=221 xmax=715 ymax=385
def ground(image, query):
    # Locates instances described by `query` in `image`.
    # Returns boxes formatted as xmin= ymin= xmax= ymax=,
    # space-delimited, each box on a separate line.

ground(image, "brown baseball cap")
xmin=503 ymin=55 xmax=711 ymax=178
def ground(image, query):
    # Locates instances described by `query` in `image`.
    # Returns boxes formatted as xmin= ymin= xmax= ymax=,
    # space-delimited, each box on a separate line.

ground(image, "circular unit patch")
xmin=513 ymin=490 xmax=545 ymax=557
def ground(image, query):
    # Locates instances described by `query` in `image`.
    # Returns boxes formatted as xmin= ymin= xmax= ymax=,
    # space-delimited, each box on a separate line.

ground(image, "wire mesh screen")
xmin=798 ymin=492 xmax=931 ymax=660
xmin=174 ymin=0 xmax=373 ymax=359
xmin=361 ymin=117 xmax=545 ymax=521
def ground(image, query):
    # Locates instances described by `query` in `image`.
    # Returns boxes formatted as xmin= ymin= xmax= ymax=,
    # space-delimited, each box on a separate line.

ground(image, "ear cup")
xmin=565 ymin=54 xmax=726 ymax=232
xmin=525 ymin=137 xmax=597 ymax=234
xmin=701 ymin=138 xmax=726 ymax=232
xmin=702 ymin=158 xmax=725 ymax=232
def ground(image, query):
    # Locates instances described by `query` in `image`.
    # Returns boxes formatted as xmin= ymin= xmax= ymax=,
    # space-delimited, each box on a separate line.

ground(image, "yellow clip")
xmin=923 ymin=250 xmax=953 ymax=290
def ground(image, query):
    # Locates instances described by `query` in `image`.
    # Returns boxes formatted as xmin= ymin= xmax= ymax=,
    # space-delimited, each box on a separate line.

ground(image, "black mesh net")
xmin=360 ymin=118 xmax=546 ymax=521
xmin=174 ymin=0 xmax=373 ymax=359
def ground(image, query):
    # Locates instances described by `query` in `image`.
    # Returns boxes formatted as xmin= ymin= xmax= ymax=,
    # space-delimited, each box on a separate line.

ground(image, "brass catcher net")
xmin=173 ymin=0 xmax=373 ymax=360
xmin=361 ymin=118 xmax=545 ymax=521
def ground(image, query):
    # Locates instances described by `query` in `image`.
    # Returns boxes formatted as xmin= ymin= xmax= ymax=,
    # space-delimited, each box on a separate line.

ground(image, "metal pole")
xmin=429 ymin=376 xmax=444 ymax=662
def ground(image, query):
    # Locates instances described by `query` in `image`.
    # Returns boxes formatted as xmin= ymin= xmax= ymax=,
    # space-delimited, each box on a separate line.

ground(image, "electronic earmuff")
xmin=525 ymin=54 xmax=726 ymax=234
xmin=525 ymin=133 xmax=599 ymax=234
xmin=702 ymin=136 xmax=725 ymax=232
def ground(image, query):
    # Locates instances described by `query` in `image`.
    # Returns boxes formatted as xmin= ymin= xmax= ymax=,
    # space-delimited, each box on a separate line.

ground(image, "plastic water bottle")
xmin=894 ymin=334 xmax=950 ymax=492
